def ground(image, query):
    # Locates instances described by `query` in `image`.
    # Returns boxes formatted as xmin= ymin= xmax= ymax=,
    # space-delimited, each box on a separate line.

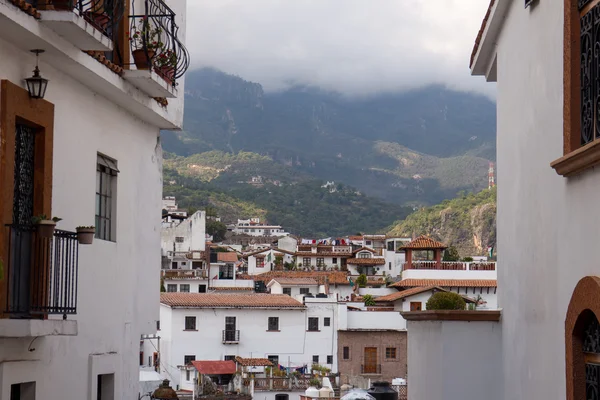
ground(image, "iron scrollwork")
xmin=584 ymin=315 xmax=600 ymax=399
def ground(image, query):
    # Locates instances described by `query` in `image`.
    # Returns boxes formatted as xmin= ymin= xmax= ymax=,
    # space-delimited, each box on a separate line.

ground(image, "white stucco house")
xmin=155 ymin=293 xmax=339 ymax=390
xmin=161 ymin=210 xmax=206 ymax=269
xmin=232 ymin=218 xmax=290 ymax=237
xmin=0 ymin=0 xmax=188 ymax=398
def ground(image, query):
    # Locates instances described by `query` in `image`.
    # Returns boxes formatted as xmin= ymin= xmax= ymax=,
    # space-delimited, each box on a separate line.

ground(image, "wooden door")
xmin=410 ymin=302 xmax=422 ymax=311
xmin=363 ymin=347 xmax=378 ymax=373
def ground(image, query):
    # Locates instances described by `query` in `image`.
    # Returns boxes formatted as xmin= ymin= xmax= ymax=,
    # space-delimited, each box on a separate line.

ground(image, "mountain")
xmin=163 ymin=152 xmax=413 ymax=237
xmin=162 ymin=68 xmax=496 ymax=206
xmin=387 ymin=187 xmax=497 ymax=257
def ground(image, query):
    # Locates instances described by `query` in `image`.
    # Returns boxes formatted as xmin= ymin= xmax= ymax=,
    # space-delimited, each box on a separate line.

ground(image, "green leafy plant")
xmin=443 ymin=246 xmax=460 ymax=261
xmin=128 ymin=17 xmax=164 ymax=51
xmin=363 ymin=294 xmax=376 ymax=306
xmin=462 ymin=256 xmax=474 ymax=262
xmin=32 ymin=215 xmax=62 ymax=224
xmin=309 ymin=377 xmax=321 ymax=388
xmin=155 ymin=49 xmax=177 ymax=68
xmin=426 ymin=292 xmax=467 ymax=310
xmin=355 ymin=273 xmax=367 ymax=288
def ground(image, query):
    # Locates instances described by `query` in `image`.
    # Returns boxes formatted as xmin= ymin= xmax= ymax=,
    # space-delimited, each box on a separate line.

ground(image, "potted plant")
xmin=32 ymin=215 xmax=62 ymax=238
xmin=76 ymin=226 xmax=95 ymax=245
xmin=154 ymin=49 xmax=177 ymax=83
xmin=128 ymin=17 xmax=164 ymax=70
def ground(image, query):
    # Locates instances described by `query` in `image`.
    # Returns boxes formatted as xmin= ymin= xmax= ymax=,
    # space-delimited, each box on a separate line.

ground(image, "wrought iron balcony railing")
xmin=360 ymin=364 xmax=381 ymax=374
xmin=222 ymin=329 xmax=240 ymax=343
xmin=27 ymin=0 xmax=125 ymax=39
xmin=129 ymin=0 xmax=190 ymax=85
xmin=5 ymin=224 xmax=79 ymax=319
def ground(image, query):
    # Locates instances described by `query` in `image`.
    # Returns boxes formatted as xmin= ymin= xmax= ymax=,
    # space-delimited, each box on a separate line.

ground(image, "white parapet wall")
xmin=405 ymin=315 xmax=502 ymax=400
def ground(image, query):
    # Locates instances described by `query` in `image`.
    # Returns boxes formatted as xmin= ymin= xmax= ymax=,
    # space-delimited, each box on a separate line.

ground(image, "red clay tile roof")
xmin=375 ymin=286 xmax=440 ymax=302
xmin=85 ymin=51 xmax=124 ymax=75
xmin=235 ymin=357 xmax=273 ymax=367
xmin=295 ymin=251 xmax=352 ymax=257
xmin=269 ymin=278 xmax=319 ymax=286
xmin=161 ymin=293 xmax=305 ymax=308
xmin=9 ymin=0 xmax=41 ymax=18
xmin=470 ymin=0 xmax=496 ymax=68
xmin=400 ymin=236 xmax=447 ymax=250
xmin=217 ymin=252 xmax=239 ymax=262
xmin=348 ymin=236 xmax=363 ymax=241
xmin=192 ymin=360 xmax=236 ymax=375
xmin=346 ymin=258 xmax=386 ymax=266
xmin=352 ymin=247 xmax=376 ymax=254
xmin=243 ymin=248 xmax=295 ymax=258
xmin=210 ymin=287 xmax=254 ymax=291
xmin=391 ymin=279 xmax=497 ymax=288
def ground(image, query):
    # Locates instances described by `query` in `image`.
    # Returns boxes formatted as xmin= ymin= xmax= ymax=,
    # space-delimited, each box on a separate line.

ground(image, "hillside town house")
xmin=0 ymin=0 xmax=188 ymax=397
xmin=231 ymin=218 xmax=290 ymax=237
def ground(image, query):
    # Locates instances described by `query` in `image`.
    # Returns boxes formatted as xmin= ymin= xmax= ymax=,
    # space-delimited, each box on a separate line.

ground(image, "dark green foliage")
xmin=426 ymin=292 xmax=467 ymax=310
xmin=206 ymin=220 xmax=227 ymax=242
xmin=363 ymin=294 xmax=376 ymax=306
xmin=443 ymin=246 xmax=460 ymax=261
xmin=355 ymin=274 xmax=367 ymax=288
xmin=462 ymin=256 xmax=474 ymax=262
xmin=162 ymin=68 xmax=496 ymax=206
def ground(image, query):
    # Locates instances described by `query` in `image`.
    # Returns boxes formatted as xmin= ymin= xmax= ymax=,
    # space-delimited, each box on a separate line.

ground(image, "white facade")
xmin=161 ymin=210 xmax=206 ymax=261
xmin=233 ymin=218 xmax=289 ymax=237
xmin=469 ymin=1 xmax=574 ymax=398
xmin=0 ymin=0 xmax=187 ymax=398
xmin=158 ymin=297 xmax=338 ymax=389
xmin=246 ymin=249 xmax=295 ymax=275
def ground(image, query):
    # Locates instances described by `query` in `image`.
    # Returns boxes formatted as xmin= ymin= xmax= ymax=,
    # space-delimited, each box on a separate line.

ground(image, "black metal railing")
xmin=26 ymin=0 xmax=125 ymax=39
xmin=360 ymin=364 xmax=381 ymax=374
xmin=129 ymin=0 xmax=190 ymax=85
xmin=222 ymin=329 xmax=240 ymax=343
xmin=5 ymin=225 xmax=79 ymax=319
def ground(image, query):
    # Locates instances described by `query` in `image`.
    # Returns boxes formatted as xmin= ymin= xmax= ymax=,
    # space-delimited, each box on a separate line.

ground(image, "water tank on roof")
xmin=367 ymin=382 xmax=397 ymax=400
xmin=305 ymin=387 xmax=320 ymax=398
xmin=319 ymin=386 xmax=334 ymax=398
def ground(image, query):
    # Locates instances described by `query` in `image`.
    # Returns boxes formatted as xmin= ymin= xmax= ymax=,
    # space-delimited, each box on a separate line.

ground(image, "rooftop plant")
xmin=426 ymin=291 xmax=466 ymax=310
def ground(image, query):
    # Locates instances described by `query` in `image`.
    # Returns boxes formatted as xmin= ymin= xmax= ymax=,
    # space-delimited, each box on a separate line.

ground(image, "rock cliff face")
xmin=388 ymin=188 xmax=496 ymax=257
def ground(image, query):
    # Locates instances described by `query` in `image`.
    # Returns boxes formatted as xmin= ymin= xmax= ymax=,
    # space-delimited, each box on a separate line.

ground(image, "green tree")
xmin=355 ymin=274 xmax=367 ymax=288
xmin=206 ymin=220 xmax=227 ymax=242
xmin=363 ymin=294 xmax=376 ymax=306
xmin=426 ymin=292 xmax=466 ymax=310
xmin=443 ymin=246 xmax=460 ymax=261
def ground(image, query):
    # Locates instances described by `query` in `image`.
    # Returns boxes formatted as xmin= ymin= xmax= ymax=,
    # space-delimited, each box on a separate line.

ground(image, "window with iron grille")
xmin=185 ymin=316 xmax=196 ymax=330
xmin=312 ymin=355 xmax=319 ymax=363
xmin=283 ymin=287 xmax=292 ymax=296
xmin=327 ymin=355 xmax=333 ymax=364
xmin=300 ymin=288 xmax=310 ymax=295
xmin=268 ymin=355 xmax=279 ymax=365
xmin=316 ymin=257 xmax=325 ymax=266
xmin=95 ymin=154 xmax=118 ymax=241
xmin=332 ymin=257 xmax=337 ymax=264
xmin=343 ymin=346 xmax=350 ymax=360
xmin=180 ymin=284 xmax=190 ymax=293
xmin=257 ymin=258 xmax=265 ymax=268
xmin=358 ymin=252 xmax=371 ymax=258
xmin=324 ymin=317 xmax=331 ymax=327
xmin=308 ymin=317 xmax=319 ymax=331
xmin=385 ymin=347 xmax=397 ymax=359
xmin=184 ymin=355 xmax=195 ymax=366
xmin=303 ymin=257 xmax=311 ymax=266
xmin=167 ymin=284 xmax=177 ymax=292
xmin=268 ymin=317 xmax=279 ymax=331
xmin=175 ymin=236 xmax=184 ymax=243
xmin=224 ymin=355 xmax=236 ymax=361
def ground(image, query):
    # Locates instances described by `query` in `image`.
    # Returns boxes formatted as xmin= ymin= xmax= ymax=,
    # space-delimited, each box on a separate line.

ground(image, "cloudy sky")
xmin=186 ymin=1 xmax=494 ymax=97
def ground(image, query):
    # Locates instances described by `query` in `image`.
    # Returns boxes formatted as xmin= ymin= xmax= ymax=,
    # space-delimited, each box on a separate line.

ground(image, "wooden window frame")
xmin=342 ymin=346 xmax=350 ymax=360
xmin=410 ymin=301 xmax=422 ymax=311
xmin=553 ymin=0 xmax=600 ymax=176
xmin=565 ymin=276 xmax=600 ymax=399
xmin=385 ymin=347 xmax=397 ymax=360
xmin=0 ymin=80 xmax=54 ymax=319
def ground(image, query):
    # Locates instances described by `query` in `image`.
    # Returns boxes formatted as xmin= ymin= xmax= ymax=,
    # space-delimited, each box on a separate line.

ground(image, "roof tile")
xmin=191 ymin=360 xmax=237 ymax=375
xmin=346 ymin=258 xmax=386 ymax=266
xmin=470 ymin=0 xmax=496 ymax=68
xmin=160 ymin=293 xmax=305 ymax=308
xmin=391 ymin=279 xmax=497 ymax=288
xmin=235 ymin=357 xmax=273 ymax=367
xmin=400 ymin=236 xmax=447 ymax=250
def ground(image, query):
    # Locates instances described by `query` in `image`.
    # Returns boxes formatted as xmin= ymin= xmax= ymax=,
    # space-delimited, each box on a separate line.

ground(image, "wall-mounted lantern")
xmin=25 ymin=49 xmax=49 ymax=99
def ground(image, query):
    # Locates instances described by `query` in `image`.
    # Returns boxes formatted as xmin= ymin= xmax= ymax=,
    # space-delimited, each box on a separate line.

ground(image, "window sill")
xmin=183 ymin=329 xmax=198 ymax=332
xmin=307 ymin=330 xmax=321 ymax=332
xmin=551 ymin=140 xmax=600 ymax=177
xmin=266 ymin=330 xmax=280 ymax=332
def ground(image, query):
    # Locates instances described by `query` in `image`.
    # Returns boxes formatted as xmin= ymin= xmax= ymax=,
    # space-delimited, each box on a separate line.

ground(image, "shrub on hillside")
xmin=426 ymin=292 xmax=466 ymax=310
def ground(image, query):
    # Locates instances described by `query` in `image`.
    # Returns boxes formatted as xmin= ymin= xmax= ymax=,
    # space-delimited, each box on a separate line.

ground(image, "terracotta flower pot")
xmin=155 ymin=66 xmax=175 ymax=83
xmin=132 ymin=49 xmax=155 ymax=70
xmin=37 ymin=220 xmax=56 ymax=239
xmin=76 ymin=227 xmax=95 ymax=245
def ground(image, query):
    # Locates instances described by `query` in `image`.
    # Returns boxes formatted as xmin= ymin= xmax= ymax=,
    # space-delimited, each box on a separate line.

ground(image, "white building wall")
xmin=346 ymin=311 xmax=406 ymax=331
xmin=488 ymin=1 xmax=567 ymax=398
xmin=406 ymin=320 xmax=502 ymax=400
xmin=161 ymin=211 xmax=206 ymax=258
xmin=0 ymin=30 xmax=167 ymax=400
xmin=160 ymin=302 xmax=338 ymax=388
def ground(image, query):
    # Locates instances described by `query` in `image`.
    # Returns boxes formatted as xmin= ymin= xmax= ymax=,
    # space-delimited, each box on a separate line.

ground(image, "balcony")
xmin=35 ymin=0 xmax=125 ymax=51
xmin=360 ymin=364 xmax=381 ymax=375
xmin=222 ymin=329 xmax=240 ymax=344
xmin=402 ymin=261 xmax=497 ymax=281
xmin=123 ymin=0 xmax=190 ymax=97
xmin=161 ymin=269 xmax=207 ymax=279
xmin=0 ymin=225 xmax=79 ymax=337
